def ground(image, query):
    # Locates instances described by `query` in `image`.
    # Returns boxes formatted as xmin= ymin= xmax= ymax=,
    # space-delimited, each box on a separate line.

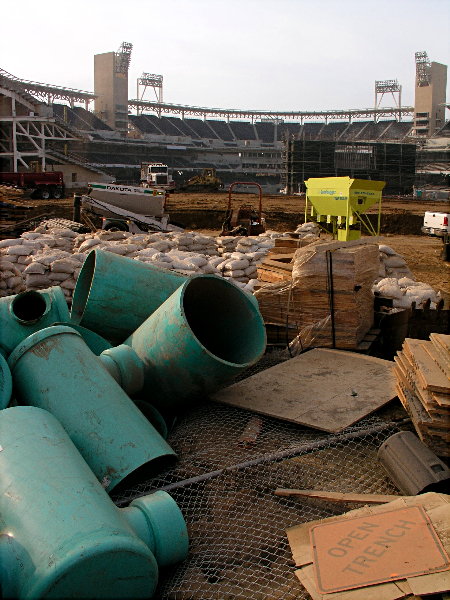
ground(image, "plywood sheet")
xmin=212 ymin=349 xmax=396 ymax=432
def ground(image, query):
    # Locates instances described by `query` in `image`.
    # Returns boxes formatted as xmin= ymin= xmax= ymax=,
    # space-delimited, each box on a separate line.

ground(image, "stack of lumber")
xmin=254 ymin=240 xmax=379 ymax=349
xmin=268 ymin=235 xmax=316 ymax=256
xmin=394 ymin=335 xmax=450 ymax=457
xmin=256 ymin=254 xmax=293 ymax=283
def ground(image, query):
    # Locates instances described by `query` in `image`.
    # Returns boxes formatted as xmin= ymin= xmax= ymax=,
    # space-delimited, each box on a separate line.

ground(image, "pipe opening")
xmin=112 ymin=454 xmax=177 ymax=496
xmin=183 ymin=277 xmax=265 ymax=365
xmin=71 ymin=251 xmax=96 ymax=324
xmin=11 ymin=291 xmax=48 ymax=323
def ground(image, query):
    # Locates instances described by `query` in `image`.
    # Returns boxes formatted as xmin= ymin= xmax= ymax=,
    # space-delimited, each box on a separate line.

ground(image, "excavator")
xmin=180 ymin=168 xmax=223 ymax=192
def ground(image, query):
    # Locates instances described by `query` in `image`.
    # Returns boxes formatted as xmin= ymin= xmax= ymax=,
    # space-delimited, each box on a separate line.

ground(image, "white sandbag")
xmin=6 ymin=276 xmax=22 ymax=289
xmin=51 ymin=259 xmax=78 ymax=273
xmin=227 ymin=259 xmax=250 ymax=270
xmin=378 ymin=244 xmax=397 ymax=256
xmin=24 ymin=262 xmax=47 ymax=275
xmin=25 ymin=274 xmax=52 ymax=287
xmin=17 ymin=256 xmax=32 ymax=264
xmin=244 ymin=266 xmax=258 ymax=277
xmin=49 ymin=272 xmax=71 ymax=282
xmin=224 ymin=269 xmax=246 ymax=278
xmin=384 ymin=255 xmax=407 ymax=268
xmin=0 ymin=239 xmax=23 ymax=248
xmin=78 ymin=239 xmax=102 ymax=252
xmin=6 ymin=245 xmax=34 ymax=256
xmin=60 ymin=279 xmax=76 ymax=290
xmin=188 ymin=256 xmax=208 ymax=267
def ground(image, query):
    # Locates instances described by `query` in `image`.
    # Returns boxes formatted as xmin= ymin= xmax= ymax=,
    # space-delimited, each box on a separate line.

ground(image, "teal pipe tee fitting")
xmin=0 ymin=406 xmax=188 ymax=599
xmin=8 ymin=326 xmax=176 ymax=492
xmin=70 ymin=249 xmax=188 ymax=343
xmin=124 ymin=275 xmax=267 ymax=411
xmin=0 ymin=287 xmax=70 ymax=357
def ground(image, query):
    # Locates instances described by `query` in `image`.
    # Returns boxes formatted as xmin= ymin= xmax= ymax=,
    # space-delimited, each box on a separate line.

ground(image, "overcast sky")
xmin=2 ymin=0 xmax=449 ymax=113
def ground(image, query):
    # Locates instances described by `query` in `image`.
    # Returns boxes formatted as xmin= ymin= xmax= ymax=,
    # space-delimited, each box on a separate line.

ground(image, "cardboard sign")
xmin=310 ymin=506 xmax=449 ymax=593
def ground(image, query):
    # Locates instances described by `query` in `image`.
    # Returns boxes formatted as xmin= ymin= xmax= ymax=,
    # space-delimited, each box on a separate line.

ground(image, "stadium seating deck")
xmin=184 ymin=118 xmax=219 ymax=139
xmin=228 ymin=121 xmax=256 ymax=140
xmin=255 ymin=122 xmax=275 ymax=143
xmin=206 ymin=119 xmax=234 ymax=141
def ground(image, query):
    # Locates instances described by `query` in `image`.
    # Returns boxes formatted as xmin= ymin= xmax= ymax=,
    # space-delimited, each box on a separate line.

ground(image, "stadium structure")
xmin=0 ymin=44 xmax=448 ymax=194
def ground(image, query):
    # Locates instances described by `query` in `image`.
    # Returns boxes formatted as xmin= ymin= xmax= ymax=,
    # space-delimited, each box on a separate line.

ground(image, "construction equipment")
xmin=0 ymin=171 xmax=65 ymax=199
xmin=181 ymin=168 xmax=222 ymax=192
xmin=140 ymin=162 xmax=176 ymax=192
xmin=221 ymin=181 xmax=266 ymax=236
xmin=305 ymin=176 xmax=385 ymax=241
xmin=81 ymin=183 xmax=182 ymax=232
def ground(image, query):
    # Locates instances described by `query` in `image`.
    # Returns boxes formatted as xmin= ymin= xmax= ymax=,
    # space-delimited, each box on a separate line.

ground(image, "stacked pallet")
xmin=394 ymin=335 xmax=450 ymax=456
xmin=256 ymin=254 xmax=294 ymax=283
xmin=268 ymin=235 xmax=317 ymax=256
xmin=254 ymin=240 xmax=379 ymax=349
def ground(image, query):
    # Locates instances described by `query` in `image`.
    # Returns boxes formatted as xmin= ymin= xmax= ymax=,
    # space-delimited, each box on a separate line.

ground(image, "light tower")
xmin=136 ymin=73 xmax=163 ymax=116
xmin=374 ymin=80 xmax=402 ymax=121
xmin=414 ymin=51 xmax=447 ymax=137
xmin=94 ymin=41 xmax=133 ymax=135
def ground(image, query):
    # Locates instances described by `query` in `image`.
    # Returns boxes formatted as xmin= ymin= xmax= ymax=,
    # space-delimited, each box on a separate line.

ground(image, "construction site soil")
xmin=1 ymin=190 xmax=449 ymax=294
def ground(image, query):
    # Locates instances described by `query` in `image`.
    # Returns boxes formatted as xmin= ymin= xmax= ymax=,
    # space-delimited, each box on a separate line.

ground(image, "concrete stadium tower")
xmin=414 ymin=51 xmax=447 ymax=137
xmin=94 ymin=42 xmax=132 ymax=136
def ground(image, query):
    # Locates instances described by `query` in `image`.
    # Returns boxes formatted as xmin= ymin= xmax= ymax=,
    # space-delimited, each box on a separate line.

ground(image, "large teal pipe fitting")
xmin=8 ymin=326 xmax=177 ymax=492
xmin=52 ymin=321 xmax=112 ymax=355
xmin=0 ymin=406 xmax=188 ymax=599
xmin=100 ymin=344 xmax=145 ymax=396
xmin=0 ymin=287 xmax=70 ymax=357
xmin=124 ymin=276 xmax=267 ymax=410
xmin=0 ymin=353 xmax=12 ymax=409
xmin=71 ymin=249 xmax=188 ymax=343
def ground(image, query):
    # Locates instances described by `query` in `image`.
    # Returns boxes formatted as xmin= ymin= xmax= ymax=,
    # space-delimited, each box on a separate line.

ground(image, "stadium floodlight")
xmin=136 ymin=72 xmax=164 ymax=114
xmin=115 ymin=41 xmax=133 ymax=74
xmin=374 ymin=79 xmax=402 ymax=120
xmin=415 ymin=51 xmax=431 ymax=86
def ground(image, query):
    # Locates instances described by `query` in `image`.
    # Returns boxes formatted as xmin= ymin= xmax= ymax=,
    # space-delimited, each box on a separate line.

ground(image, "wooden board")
xmin=212 ymin=349 xmax=396 ymax=433
xmin=403 ymin=339 xmax=450 ymax=393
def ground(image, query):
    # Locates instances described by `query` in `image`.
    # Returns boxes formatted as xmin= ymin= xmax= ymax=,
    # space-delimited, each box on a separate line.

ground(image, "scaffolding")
xmin=286 ymin=140 xmax=416 ymax=195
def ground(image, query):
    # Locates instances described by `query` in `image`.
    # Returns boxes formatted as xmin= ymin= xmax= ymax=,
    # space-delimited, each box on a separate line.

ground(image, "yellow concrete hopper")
xmin=305 ymin=177 xmax=385 ymax=241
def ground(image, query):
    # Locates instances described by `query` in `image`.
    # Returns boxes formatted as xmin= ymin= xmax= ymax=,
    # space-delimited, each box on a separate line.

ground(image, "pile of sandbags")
xmin=372 ymin=277 xmax=440 ymax=309
xmin=0 ymin=258 xmax=25 ymax=297
xmin=377 ymin=244 xmax=414 ymax=280
xmin=1 ymin=226 xmax=283 ymax=302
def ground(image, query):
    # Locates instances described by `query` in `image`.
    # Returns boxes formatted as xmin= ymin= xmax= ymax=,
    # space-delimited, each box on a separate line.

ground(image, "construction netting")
xmin=113 ymin=393 xmax=403 ymax=600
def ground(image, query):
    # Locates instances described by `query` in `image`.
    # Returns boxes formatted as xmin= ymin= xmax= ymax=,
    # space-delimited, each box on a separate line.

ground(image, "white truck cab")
xmin=140 ymin=162 xmax=176 ymax=191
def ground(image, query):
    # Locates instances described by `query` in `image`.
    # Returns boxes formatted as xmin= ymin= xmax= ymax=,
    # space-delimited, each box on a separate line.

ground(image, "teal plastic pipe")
xmin=70 ymin=249 xmax=188 ymax=343
xmin=0 ymin=287 xmax=70 ymax=357
xmin=124 ymin=276 xmax=267 ymax=411
xmin=0 ymin=406 xmax=188 ymax=599
xmin=0 ymin=353 xmax=12 ymax=409
xmin=8 ymin=326 xmax=176 ymax=492
xmin=52 ymin=321 xmax=112 ymax=355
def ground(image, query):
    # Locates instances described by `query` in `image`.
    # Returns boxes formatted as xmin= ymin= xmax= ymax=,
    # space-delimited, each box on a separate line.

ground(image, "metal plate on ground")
xmin=212 ymin=349 xmax=397 ymax=432
xmin=310 ymin=505 xmax=450 ymax=593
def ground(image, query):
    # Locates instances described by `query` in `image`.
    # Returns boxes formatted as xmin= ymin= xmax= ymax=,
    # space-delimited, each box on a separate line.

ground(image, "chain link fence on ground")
xmin=113 ymin=399 xmax=402 ymax=600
